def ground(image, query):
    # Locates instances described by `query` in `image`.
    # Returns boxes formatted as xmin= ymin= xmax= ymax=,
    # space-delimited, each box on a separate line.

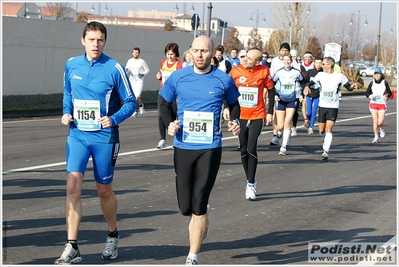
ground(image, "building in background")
xmin=235 ymin=26 xmax=273 ymax=50
xmin=2 ymin=3 xmax=273 ymax=47
xmin=2 ymin=2 xmax=43 ymax=19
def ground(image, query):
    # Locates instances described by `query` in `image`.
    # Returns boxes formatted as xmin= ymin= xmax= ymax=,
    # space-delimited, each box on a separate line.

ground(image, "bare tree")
xmin=361 ymin=43 xmax=375 ymax=62
xmin=46 ymin=2 xmax=72 ymax=20
xmin=270 ymin=2 xmax=315 ymax=56
xmin=305 ymin=37 xmax=322 ymax=57
xmin=164 ymin=22 xmax=174 ymax=31
xmin=316 ymin=12 xmax=375 ymax=62
xmin=339 ymin=41 xmax=350 ymax=61
xmin=77 ymin=11 xmax=88 ymax=23
xmin=266 ymin=30 xmax=283 ymax=56
xmin=317 ymin=14 xmax=353 ymax=47
xmin=223 ymin=27 xmax=244 ymax=53
xmin=247 ymin=28 xmax=264 ymax=50
xmin=378 ymin=31 xmax=397 ymax=69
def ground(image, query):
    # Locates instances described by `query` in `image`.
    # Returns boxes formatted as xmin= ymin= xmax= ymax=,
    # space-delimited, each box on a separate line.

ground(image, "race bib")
xmin=162 ymin=70 xmax=173 ymax=84
xmin=183 ymin=111 xmax=214 ymax=144
xmin=374 ymin=95 xmax=383 ymax=103
xmin=130 ymin=73 xmax=140 ymax=81
xmin=238 ymin=86 xmax=258 ymax=108
xmin=281 ymin=83 xmax=294 ymax=95
xmin=73 ymin=99 xmax=101 ymax=131
xmin=321 ymin=90 xmax=335 ymax=103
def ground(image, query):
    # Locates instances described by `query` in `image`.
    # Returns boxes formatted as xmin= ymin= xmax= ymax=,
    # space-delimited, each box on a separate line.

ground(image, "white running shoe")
xmin=372 ymin=137 xmax=379 ymax=143
xmin=139 ymin=103 xmax=145 ymax=115
xmin=279 ymin=146 xmax=287 ymax=155
xmin=131 ymin=109 xmax=139 ymax=118
xmin=101 ymin=236 xmax=119 ymax=260
xmin=245 ymin=181 xmax=256 ymax=200
xmin=54 ymin=243 xmax=82 ymax=265
xmin=157 ymin=139 xmax=167 ymax=149
xmin=291 ymin=127 xmax=297 ymax=137
xmin=308 ymin=128 xmax=314 ymax=135
xmin=185 ymin=258 xmax=198 ymax=265
xmin=379 ymin=128 xmax=385 ymax=138
xmin=322 ymin=151 xmax=329 ymax=160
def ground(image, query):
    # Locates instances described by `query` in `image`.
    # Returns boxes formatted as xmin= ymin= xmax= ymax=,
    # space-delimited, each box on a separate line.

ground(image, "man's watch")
xmin=232 ymin=118 xmax=240 ymax=126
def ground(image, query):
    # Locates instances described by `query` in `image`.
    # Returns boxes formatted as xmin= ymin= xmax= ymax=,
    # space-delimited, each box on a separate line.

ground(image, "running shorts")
xmin=369 ymin=103 xmax=387 ymax=112
xmin=318 ymin=107 xmax=339 ymax=123
xmin=275 ymin=99 xmax=298 ymax=111
xmin=66 ymin=136 xmax=119 ymax=184
xmin=174 ymin=147 xmax=222 ymax=216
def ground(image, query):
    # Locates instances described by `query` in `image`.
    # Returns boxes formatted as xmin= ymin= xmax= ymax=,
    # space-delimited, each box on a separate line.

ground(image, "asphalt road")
xmin=2 ymin=95 xmax=397 ymax=265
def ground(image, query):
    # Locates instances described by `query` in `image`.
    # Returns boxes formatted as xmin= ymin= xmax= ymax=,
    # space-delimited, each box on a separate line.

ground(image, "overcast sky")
xmin=64 ymin=0 xmax=397 ymax=32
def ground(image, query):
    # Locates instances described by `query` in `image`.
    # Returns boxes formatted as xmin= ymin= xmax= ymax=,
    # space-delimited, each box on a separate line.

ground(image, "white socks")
xmin=323 ymin=133 xmax=332 ymax=152
xmin=282 ymin=129 xmax=291 ymax=147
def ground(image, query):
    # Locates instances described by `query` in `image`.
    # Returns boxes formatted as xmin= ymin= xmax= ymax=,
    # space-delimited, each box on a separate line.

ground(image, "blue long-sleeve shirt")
xmin=63 ymin=53 xmax=137 ymax=143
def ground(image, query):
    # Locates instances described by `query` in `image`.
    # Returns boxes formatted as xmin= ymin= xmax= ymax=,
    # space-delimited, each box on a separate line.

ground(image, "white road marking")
xmin=2 ymin=112 xmax=396 ymax=174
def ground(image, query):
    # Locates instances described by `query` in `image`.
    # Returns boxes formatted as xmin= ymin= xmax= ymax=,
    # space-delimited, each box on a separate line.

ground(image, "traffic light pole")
xmin=219 ymin=21 xmax=227 ymax=46
xmin=194 ymin=15 xmax=198 ymax=40
xmin=191 ymin=13 xmax=200 ymax=39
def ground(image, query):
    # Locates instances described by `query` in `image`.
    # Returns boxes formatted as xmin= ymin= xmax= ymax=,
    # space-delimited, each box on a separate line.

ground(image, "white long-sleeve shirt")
xmin=125 ymin=58 xmax=150 ymax=82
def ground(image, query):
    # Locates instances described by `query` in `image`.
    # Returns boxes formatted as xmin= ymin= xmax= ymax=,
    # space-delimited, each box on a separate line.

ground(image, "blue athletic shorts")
xmin=66 ymin=136 xmax=120 ymax=184
xmin=275 ymin=99 xmax=298 ymax=111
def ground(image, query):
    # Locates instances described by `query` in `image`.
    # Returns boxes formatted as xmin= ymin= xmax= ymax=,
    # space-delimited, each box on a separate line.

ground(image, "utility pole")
xmin=375 ymin=3 xmax=382 ymax=69
xmin=207 ymin=2 xmax=212 ymax=37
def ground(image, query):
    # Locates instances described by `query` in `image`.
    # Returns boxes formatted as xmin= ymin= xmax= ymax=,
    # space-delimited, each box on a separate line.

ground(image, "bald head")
xmin=190 ymin=36 xmax=215 ymax=73
xmin=192 ymin=36 xmax=214 ymax=52
xmin=244 ymin=49 xmax=262 ymax=70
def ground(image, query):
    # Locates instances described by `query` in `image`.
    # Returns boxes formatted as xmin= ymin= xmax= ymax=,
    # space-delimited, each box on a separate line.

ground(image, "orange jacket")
xmin=229 ymin=65 xmax=274 ymax=120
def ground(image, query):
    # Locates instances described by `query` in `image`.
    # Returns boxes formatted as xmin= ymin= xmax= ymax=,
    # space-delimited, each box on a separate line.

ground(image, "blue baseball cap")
xmin=374 ymin=68 xmax=382 ymax=74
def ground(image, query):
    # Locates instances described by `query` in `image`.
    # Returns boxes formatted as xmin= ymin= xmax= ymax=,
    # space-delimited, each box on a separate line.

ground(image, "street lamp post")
xmin=349 ymin=10 xmax=368 ymax=61
xmin=23 ymin=2 xmax=28 ymax=18
xmin=104 ymin=4 xmax=108 ymax=19
xmin=201 ymin=2 xmax=205 ymax=35
xmin=249 ymin=9 xmax=266 ymax=29
xmin=207 ymin=2 xmax=212 ymax=37
xmin=91 ymin=3 xmax=103 ymax=20
xmin=75 ymin=2 xmax=78 ymax=21
xmin=109 ymin=9 xmax=118 ymax=24
xmin=174 ymin=3 xmax=187 ymax=32
xmin=374 ymin=3 xmax=382 ymax=69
